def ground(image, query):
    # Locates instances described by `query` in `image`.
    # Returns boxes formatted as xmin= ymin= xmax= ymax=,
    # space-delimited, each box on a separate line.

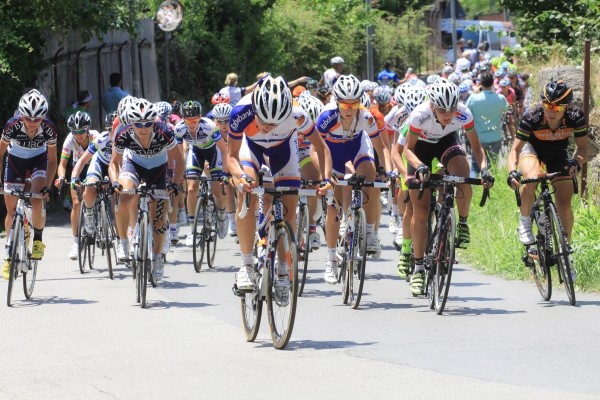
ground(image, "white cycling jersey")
xmin=61 ymin=130 xmax=99 ymax=166
xmin=407 ymin=102 xmax=474 ymax=143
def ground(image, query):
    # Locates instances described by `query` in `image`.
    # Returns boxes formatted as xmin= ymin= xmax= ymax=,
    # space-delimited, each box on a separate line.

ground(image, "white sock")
xmin=366 ymin=224 xmax=375 ymax=234
xmin=327 ymin=248 xmax=337 ymax=262
xmin=73 ymin=236 xmax=78 ymax=244
xmin=120 ymin=238 xmax=128 ymax=249
xmin=520 ymin=215 xmax=531 ymax=226
xmin=241 ymin=253 xmax=254 ymax=266
xmin=391 ymin=204 xmax=399 ymax=216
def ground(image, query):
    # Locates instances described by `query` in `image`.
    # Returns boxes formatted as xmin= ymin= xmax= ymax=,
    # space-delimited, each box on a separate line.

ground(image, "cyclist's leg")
xmin=353 ymin=133 xmax=378 ymax=250
xmin=116 ymin=159 xmax=140 ymax=255
xmin=185 ymin=148 xmax=203 ymax=222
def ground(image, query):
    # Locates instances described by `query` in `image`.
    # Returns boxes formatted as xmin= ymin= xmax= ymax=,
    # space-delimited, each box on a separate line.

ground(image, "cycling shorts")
xmin=240 ymin=133 xmax=300 ymax=187
xmin=185 ymin=146 xmax=220 ymax=179
xmin=519 ymin=140 xmax=570 ymax=173
xmin=326 ymin=131 xmax=374 ymax=176
xmin=120 ymin=157 xmax=168 ymax=189
xmin=86 ymin=152 xmax=108 ymax=182
xmin=406 ymin=133 xmax=465 ymax=177
xmin=298 ymin=147 xmax=312 ymax=169
xmin=4 ymin=152 xmax=47 ymax=192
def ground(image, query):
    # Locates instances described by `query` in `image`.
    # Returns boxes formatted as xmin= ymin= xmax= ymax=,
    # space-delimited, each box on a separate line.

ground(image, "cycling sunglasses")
xmin=133 ymin=120 xmax=154 ymax=128
xmin=434 ymin=106 xmax=457 ymax=114
xmin=338 ymin=102 xmax=360 ymax=111
xmin=23 ymin=116 xmax=43 ymax=123
xmin=72 ymin=128 xmax=88 ymax=135
xmin=215 ymin=118 xmax=230 ymax=124
xmin=543 ymin=103 xmax=567 ymax=112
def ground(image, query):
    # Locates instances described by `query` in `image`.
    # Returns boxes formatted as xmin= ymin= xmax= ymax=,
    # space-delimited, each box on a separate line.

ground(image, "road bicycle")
xmin=417 ymin=173 xmax=489 ymax=314
xmin=78 ymin=179 xmax=119 ymax=279
xmin=515 ymin=171 xmax=577 ymax=306
xmin=187 ymin=175 xmax=225 ymax=272
xmin=233 ymin=174 xmax=316 ymax=349
xmin=119 ymin=184 xmax=169 ymax=308
xmin=333 ymin=174 xmax=387 ymax=309
xmin=2 ymin=188 xmax=45 ymax=306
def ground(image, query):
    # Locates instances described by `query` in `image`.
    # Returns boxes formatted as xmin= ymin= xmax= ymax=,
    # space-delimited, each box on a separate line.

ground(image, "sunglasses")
xmin=133 ymin=120 xmax=154 ymax=128
xmin=543 ymin=103 xmax=567 ymax=112
xmin=256 ymin=116 xmax=278 ymax=127
xmin=184 ymin=116 xmax=201 ymax=123
xmin=338 ymin=102 xmax=360 ymax=111
xmin=434 ymin=106 xmax=457 ymax=114
xmin=23 ymin=116 xmax=43 ymax=123
xmin=72 ymin=128 xmax=88 ymax=135
xmin=215 ymin=119 xmax=230 ymax=124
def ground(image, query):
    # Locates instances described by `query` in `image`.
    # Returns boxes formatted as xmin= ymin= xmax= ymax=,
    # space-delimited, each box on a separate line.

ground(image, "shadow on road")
xmin=358 ymin=301 xmax=425 ymax=311
xmin=11 ymin=295 xmax=99 ymax=307
xmin=141 ymin=300 xmax=216 ymax=309
xmin=441 ymin=306 xmax=526 ymax=316
xmin=253 ymin=339 xmax=377 ymax=350
xmin=158 ymin=280 xmax=204 ymax=290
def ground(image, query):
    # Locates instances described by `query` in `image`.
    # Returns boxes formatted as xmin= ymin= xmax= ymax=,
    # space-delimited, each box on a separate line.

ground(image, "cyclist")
xmin=507 ymin=80 xmax=587 ymax=278
xmin=227 ymin=75 xmax=332 ymax=293
xmin=497 ymin=78 xmax=517 ymax=141
xmin=56 ymin=111 xmax=99 ymax=259
xmin=403 ymin=78 xmax=494 ymax=295
xmin=70 ymin=114 xmax=114 ymax=252
xmin=109 ymin=98 xmax=184 ymax=281
xmin=1 ymin=89 xmax=57 ymax=279
xmin=174 ymin=100 xmax=229 ymax=246
xmin=210 ymin=102 xmax=238 ymax=237
xmin=318 ymin=74 xmax=392 ymax=284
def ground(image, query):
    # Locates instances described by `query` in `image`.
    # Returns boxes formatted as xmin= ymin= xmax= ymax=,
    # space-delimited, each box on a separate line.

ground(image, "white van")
xmin=441 ymin=19 xmax=519 ymax=61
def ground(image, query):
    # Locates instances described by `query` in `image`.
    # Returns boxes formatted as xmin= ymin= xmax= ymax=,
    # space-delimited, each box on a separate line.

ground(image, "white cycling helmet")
xmin=155 ymin=101 xmax=172 ymax=121
xmin=360 ymin=92 xmax=371 ymax=109
xmin=252 ymin=75 xmax=292 ymax=125
xmin=93 ymin=130 xmax=110 ymax=151
xmin=333 ymin=74 xmax=363 ymax=101
xmin=126 ymin=97 xmax=158 ymax=123
xmin=67 ymin=111 xmax=91 ymax=130
xmin=403 ymin=87 xmax=427 ymax=113
xmin=447 ymin=72 xmax=461 ymax=84
xmin=360 ymin=79 xmax=372 ymax=91
xmin=212 ymin=103 xmax=233 ymax=119
xmin=394 ymin=84 xmax=409 ymax=106
xmin=330 ymin=56 xmax=344 ymax=65
xmin=297 ymin=95 xmax=324 ymax=124
xmin=373 ymin=86 xmax=392 ymax=104
xmin=18 ymin=89 xmax=48 ymax=118
xmin=117 ymin=95 xmax=136 ymax=125
xmin=428 ymin=78 xmax=460 ymax=110
xmin=426 ymin=74 xmax=440 ymax=85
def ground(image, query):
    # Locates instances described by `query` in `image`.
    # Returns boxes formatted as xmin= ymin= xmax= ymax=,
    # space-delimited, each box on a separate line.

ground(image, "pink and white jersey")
xmin=384 ymin=104 xmax=408 ymax=133
xmin=316 ymin=102 xmax=380 ymax=143
xmin=229 ymin=94 xmax=315 ymax=149
xmin=407 ymin=102 xmax=474 ymax=143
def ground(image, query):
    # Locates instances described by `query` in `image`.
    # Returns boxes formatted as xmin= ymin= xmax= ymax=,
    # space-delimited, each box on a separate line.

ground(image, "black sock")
xmin=459 ymin=216 xmax=468 ymax=225
xmin=33 ymin=228 xmax=43 ymax=242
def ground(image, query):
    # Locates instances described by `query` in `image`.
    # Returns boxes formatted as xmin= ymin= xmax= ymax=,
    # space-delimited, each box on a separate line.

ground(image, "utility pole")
xmin=130 ymin=0 xmax=142 ymax=96
xmin=366 ymin=0 xmax=374 ymax=80
xmin=451 ymin=0 xmax=458 ymax=62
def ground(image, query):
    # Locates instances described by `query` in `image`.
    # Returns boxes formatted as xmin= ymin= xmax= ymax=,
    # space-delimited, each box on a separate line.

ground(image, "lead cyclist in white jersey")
xmin=403 ymin=78 xmax=494 ymax=295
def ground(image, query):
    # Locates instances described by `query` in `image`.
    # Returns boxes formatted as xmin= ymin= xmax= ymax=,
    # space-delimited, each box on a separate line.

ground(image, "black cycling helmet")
xmin=181 ymin=100 xmax=202 ymax=117
xmin=171 ymin=100 xmax=182 ymax=116
xmin=541 ymin=80 xmax=573 ymax=105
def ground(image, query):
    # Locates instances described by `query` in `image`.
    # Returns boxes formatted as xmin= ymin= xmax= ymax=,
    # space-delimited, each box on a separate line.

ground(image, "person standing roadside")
xmin=377 ymin=60 xmax=400 ymax=87
xmin=219 ymin=73 xmax=259 ymax=106
xmin=465 ymin=71 xmax=509 ymax=176
xmin=319 ymin=56 xmax=344 ymax=89
xmin=101 ymin=73 xmax=129 ymax=114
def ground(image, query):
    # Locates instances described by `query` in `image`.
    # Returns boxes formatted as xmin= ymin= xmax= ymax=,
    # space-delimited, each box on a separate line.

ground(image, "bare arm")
xmin=46 ymin=145 xmax=58 ymax=188
xmin=371 ymin=134 xmax=392 ymax=173
xmin=306 ymin=131 xmax=332 ymax=181
xmin=168 ymin=145 xmax=185 ymax=184
xmin=108 ymin=148 xmax=122 ymax=184
xmin=71 ymin=151 xmax=94 ymax=179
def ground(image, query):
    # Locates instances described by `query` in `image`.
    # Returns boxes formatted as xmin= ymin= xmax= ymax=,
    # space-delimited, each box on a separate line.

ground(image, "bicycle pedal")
xmin=232 ymin=284 xmax=247 ymax=297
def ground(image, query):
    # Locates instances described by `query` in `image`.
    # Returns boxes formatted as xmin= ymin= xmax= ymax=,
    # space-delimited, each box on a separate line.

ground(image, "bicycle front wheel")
xmin=240 ymin=267 xmax=263 ymax=342
xmin=432 ymin=209 xmax=456 ymax=315
xmin=7 ymin=217 xmax=23 ymax=307
xmin=530 ymin=210 xmax=552 ymax=301
xmin=137 ymin=215 xmax=150 ymax=308
xmin=192 ymin=198 xmax=206 ymax=272
xmin=77 ymin=206 xmax=89 ymax=274
xmin=23 ymin=259 xmax=38 ymax=299
xmin=100 ymin=201 xmax=114 ymax=279
xmin=349 ymin=208 xmax=367 ymax=309
xmin=206 ymin=197 xmax=218 ymax=269
xmin=266 ymin=221 xmax=299 ymax=350
xmin=548 ymin=203 xmax=576 ymax=306
xmin=297 ymin=204 xmax=310 ymax=297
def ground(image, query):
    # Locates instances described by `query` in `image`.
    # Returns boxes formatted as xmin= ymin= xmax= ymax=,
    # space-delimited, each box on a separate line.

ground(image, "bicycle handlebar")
xmin=413 ymin=174 xmax=489 ymax=207
xmin=514 ymin=171 xmax=578 ymax=207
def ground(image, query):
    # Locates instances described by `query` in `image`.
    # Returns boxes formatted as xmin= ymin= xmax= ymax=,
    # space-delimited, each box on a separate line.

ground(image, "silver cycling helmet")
xmin=67 ymin=111 xmax=92 ymax=131
xmin=428 ymin=78 xmax=460 ymax=110
xmin=212 ymin=103 xmax=233 ymax=120
xmin=403 ymin=86 xmax=428 ymax=113
xmin=126 ymin=98 xmax=158 ymax=123
xmin=297 ymin=95 xmax=324 ymax=124
xmin=18 ymin=89 xmax=48 ymax=118
xmin=117 ymin=95 xmax=136 ymax=125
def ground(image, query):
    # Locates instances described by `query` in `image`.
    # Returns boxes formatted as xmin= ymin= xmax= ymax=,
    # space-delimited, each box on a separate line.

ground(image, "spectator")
xmin=101 ymin=73 xmax=129 ymax=113
xmin=377 ymin=60 xmax=400 ymax=87
xmin=455 ymin=53 xmax=471 ymax=74
xmin=219 ymin=73 xmax=259 ymax=105
xmin=441 ymin=64 xmax=454 ymax=79
xmin=319 ymin=56 xmax=344 ymax=89
xmin=465 ymin=71 xmax=509 ymax=177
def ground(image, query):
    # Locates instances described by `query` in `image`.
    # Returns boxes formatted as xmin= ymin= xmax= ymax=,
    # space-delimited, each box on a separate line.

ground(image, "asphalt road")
xmin=1 ymin=210 xmax=599 ymax=400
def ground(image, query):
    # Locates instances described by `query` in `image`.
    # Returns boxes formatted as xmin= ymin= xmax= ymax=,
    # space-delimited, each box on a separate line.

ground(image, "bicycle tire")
xmin=138 ymin=214 xmax=150 ymax=307
xmin=530 ymin=210 xmax=552 ymax=301
xmin=206 ymin=198 xmax=218 ymax=269
xmin=240 ymin=266 xmax=263 ymax=342
xmin=192 ymin=197 xmax=206 ymax=272
xmin=87 ymin=207 xmax=96 ymax=271
xmin=77 ymin=205 xmax=89 ymax=274
xmin=433 ymin=208 xmax=456 ymax=314
xmin=100 ymin=201 xmax=114 ymax=279
xmin=266 ymin=221 xmax=299 ymax=350
xmin=297 ymin=204 xmax=310 ymax=297
xmin=338 ymin=221 xmax=349 ymax=305
xmin=548 ymin=203 xmax=576 ymax=306
xmin=349 ymin=208 xmax=367 ymax=309
xmin=7 ymin=216 xmax=23 ymax=307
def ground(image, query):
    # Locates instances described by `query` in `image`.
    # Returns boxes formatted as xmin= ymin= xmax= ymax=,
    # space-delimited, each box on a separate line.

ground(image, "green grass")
xmin=461 ymin=168 xmax=600 ymax=292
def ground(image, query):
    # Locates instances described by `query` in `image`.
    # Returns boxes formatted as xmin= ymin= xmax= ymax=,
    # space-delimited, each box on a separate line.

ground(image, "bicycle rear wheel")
xmin=206 ymin=198 xmax=218 ymax=269
xmin=349 ymin=208 xmax=367 ymax=309
xmin=297 ymin=204 xmax=310 ymax=297
xmin=530 ymin=210 xmax=552 ymax=301
xmin=338 ymin=229 xmax=350 ymax=305
xmin=7 ymin=217 xmax=23 ymax=307
xmin=548 ymin=203 xmax=576 ymax=306
xmin=192 ymin=198 xmax=206 ymax=272
xmin=240 ymin=267 xmax=263 ymax=342
xmin=266 ymin=221 xmax=299 ymax=350
xmin=432 ymin=209 xmax=456 ymax=314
